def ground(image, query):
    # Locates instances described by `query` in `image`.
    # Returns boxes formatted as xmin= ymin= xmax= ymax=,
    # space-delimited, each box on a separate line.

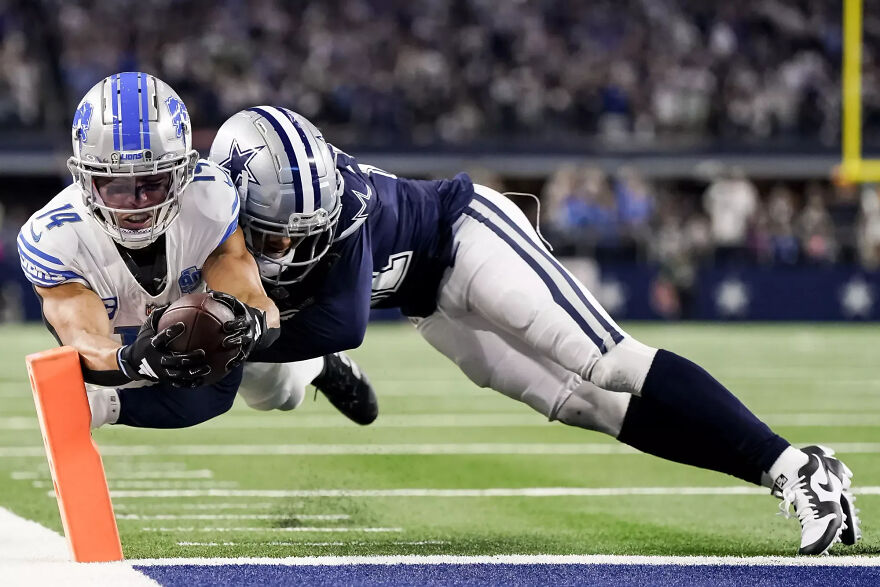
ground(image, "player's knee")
xmin=588 ymin=337 xmax=658 ymax=395
xmin=552 ymin=383 xmax=631 ymax=437
xmin=239 ymin=363 xmax=306 ymax=411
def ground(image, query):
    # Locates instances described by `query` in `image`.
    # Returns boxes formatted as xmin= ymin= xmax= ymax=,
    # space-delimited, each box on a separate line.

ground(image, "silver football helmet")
xmin=208 ymin=106 xmax=343 ymax=285
xmin=67 ymin=72 xmax=199 ymax=249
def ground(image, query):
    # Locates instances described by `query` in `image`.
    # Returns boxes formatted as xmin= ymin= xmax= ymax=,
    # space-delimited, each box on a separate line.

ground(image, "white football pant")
xmin=237 ymin=358 xmax=324 ymax=411
xmin=415 ymin=185 xmax=658 ymax=436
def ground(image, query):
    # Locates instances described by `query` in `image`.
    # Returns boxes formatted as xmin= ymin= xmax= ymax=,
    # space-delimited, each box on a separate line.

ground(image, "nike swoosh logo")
xmin=29 ymin=224 xmax=42 ymax=242
xmin=810 ymin=455 xmax=841 ymax=502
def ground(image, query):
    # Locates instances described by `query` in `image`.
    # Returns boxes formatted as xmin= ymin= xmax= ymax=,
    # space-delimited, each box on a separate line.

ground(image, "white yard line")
xmin=9 ymin=441 xmax=880 ymax=458
xmin=114 ymin=502 xmax=293 ymax=511
xmin=141 ymin=527 xmax=403 ymax=533
xmin=176 ymin=540 xmax=450 ymax=547
xmin=0 ymin=507 xmax=157 ymax=586
xmin=4 ymin=412 xmax=880 ymax=431
xmin=31 ymin=480 xmax=238 ymax=490
xmin=104 ymin=485 xmax=880 ymax=499
xmin=132 ymin=553 xmax=880 ymax=566
xmin=119 ymin=514 xmax=349 ymax=521
xmin=12 ymin=469 xmax=214 ymax=481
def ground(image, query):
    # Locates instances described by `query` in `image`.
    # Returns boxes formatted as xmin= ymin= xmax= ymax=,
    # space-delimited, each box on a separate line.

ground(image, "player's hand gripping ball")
xmin=156 ymin=292 xmax=243 ymax=386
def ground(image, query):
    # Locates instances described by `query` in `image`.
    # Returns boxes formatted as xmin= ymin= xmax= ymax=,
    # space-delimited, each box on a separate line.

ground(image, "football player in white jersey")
xmin=17 ymin=73 xmax=374 ymax=429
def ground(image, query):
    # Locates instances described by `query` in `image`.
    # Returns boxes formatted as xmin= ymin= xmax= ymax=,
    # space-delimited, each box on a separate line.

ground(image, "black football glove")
xmin=117 ymin=305 xmax=211 ymax=388
xmin=209 ymin=291 xmax=280 ymax=368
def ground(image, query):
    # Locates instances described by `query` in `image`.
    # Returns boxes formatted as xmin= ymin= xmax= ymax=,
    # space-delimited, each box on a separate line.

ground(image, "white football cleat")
xmin=774 ymin=451 xmax=845 ymax=555
xmin=802 ymin=445 xmax=861 ymax=546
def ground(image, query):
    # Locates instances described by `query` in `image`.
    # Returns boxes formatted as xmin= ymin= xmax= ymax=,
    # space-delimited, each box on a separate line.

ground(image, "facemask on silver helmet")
xmin=209 ymin=106 xmax=343 ymax=285
xmin=67 ymin=72 xmax=199 ymax=249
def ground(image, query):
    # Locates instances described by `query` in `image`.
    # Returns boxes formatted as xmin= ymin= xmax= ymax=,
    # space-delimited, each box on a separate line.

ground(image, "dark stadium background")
xmin=2 ymin=0 xmax=879 ymax=322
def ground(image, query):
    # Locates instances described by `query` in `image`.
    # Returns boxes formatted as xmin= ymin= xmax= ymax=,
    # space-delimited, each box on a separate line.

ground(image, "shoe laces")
xmin=778 ymin=475 xmax=818 ymax=525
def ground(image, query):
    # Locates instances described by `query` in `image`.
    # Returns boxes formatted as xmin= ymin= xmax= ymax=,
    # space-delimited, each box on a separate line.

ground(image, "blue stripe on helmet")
xmin=111 ymin=74 xmax=120 ymax=151
xmin=119 ymin=72 xmax=142 ymax=151
xmin=246 ymin=107 xmax=304 ymax=213
xmin=280 ymin=108 xmax=321 ymax=212
xmin=139 ymin=73 xmax=151 ymax=150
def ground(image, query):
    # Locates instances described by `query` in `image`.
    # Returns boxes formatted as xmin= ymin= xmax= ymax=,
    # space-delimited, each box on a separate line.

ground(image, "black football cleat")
xmin=802 ymin=445 xmax=861 ymax=547
xmin=774 ymin=451 xmax=845 ymax=555
xmin=312 ymin=352 xmax=378 ymax=425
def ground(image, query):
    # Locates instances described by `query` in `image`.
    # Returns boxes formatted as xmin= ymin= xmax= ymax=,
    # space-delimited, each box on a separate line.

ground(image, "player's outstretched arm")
xmin=36 ymin=283 xmax=209 ymax=387
xmin=203 ymin=227 xmax=281 ymax=353
xmin=36 ymin=282 xmax=121 ymax=372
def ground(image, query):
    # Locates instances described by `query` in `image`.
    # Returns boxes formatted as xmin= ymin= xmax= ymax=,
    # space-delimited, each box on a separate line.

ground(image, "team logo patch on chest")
xmin=178 ymin=266 xmax=202 ymax=293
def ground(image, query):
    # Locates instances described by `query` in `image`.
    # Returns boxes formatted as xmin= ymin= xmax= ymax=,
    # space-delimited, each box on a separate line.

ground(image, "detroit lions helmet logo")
xmin=165 ymin=96 xmax=190 ymax=138
xmin=72 ymin=102 xmax=93 ymax=143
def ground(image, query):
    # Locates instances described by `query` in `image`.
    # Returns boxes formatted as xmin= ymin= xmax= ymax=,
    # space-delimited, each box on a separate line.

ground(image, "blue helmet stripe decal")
xmin=119 ymin=72 xmax=142 ymax=151
xmin=111 ymin=74 xmax=120 ymax=151
xmin=139 ymin=73 xmax=151 ymax=150
xmin=246 ymin=107 xmax=304 ymax=213
xmin=281 ymin=108 xmax=321 ymax=213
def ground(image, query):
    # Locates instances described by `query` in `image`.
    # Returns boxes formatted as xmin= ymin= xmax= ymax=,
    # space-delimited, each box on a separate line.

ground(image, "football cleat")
xmin=802 ymin=445 xmax=861 ymax=546
xmin=312 ymin=352 xmax=378 ymax=425
xmin=774 ymin=451 xmax=845 ymax=555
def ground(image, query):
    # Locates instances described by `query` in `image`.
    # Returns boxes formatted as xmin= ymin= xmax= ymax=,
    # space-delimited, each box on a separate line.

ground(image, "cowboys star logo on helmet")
xmin=219 ymin=139 xmax=264 ymax=188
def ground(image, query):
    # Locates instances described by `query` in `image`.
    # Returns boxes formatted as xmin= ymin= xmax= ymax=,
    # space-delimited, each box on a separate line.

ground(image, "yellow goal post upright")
xmin=841 ymin=0 xmax=880 ymax=182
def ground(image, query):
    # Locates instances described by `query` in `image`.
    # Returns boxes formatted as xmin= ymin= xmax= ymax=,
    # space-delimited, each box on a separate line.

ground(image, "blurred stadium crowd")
xmin=0 ymin=0 xmax=877 ymax=321
xmin=0 ymin=0 xmax=874 ymax=147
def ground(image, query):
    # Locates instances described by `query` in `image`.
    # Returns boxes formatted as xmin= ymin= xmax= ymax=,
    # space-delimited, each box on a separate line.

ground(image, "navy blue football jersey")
xmin=250 ymin=147 xmax=475 ymax=362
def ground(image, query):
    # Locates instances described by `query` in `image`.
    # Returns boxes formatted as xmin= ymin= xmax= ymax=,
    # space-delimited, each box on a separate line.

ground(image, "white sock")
xmin=768 ymin=446 xmax=809 ymax=488
xmin=86 ymin=388 xmax=120 ymax=429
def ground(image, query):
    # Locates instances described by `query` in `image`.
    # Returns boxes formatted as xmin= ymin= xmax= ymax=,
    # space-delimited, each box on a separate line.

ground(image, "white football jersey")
xmin=18 ymin=159 xmax=239 ymax=345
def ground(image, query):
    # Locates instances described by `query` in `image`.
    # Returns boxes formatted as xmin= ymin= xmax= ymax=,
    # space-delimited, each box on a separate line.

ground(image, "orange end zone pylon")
xmin=26 ymin=346 xmax=123 ymax=562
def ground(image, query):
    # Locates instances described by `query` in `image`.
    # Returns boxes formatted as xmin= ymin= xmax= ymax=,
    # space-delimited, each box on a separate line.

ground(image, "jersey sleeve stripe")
xmin=17 ymin=233 xmax=65 ymax=266
xmin=217 ymin=216 xmax=238 ymax=247
xmin=17 ymin=245 xmax=84 ymax=280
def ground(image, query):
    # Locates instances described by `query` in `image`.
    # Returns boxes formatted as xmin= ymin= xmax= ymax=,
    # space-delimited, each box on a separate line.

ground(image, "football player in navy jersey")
xmin=209 ymin=106 xmax=859 ymax=555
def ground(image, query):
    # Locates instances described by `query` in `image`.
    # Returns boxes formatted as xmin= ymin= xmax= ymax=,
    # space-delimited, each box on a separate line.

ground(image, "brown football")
xmin=156 ymin=292 xmax=239 ymax=385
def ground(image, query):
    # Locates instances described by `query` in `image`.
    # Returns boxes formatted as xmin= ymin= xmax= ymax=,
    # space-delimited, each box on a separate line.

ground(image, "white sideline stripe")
xmin=103 ymin=485 xmax=880 ymax=499
xmin=10 ymin=441 xmax=880 ymax=458
xmin=119 ymin=514 xmax=349 ymax=521
xmin=0 ymin=507 xmax=157 ymax=586
xmin=132 ymin=554 xmax=880 ymax=567
xmin=141 ymin=527 xmax=403 ymax=533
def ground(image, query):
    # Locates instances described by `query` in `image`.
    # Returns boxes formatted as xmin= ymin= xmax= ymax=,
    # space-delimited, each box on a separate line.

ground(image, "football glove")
xmin=117 ymin=305 xmax=211 ymax=388
xmin=209 ymin=291 xmax=280 ymax=368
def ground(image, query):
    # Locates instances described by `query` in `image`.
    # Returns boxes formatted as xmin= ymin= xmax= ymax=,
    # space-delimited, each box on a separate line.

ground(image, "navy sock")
xmin=625 ymin=349 xmax=789 ymax=476
xmin=618 ymin=394 xmax=764 ymax=485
